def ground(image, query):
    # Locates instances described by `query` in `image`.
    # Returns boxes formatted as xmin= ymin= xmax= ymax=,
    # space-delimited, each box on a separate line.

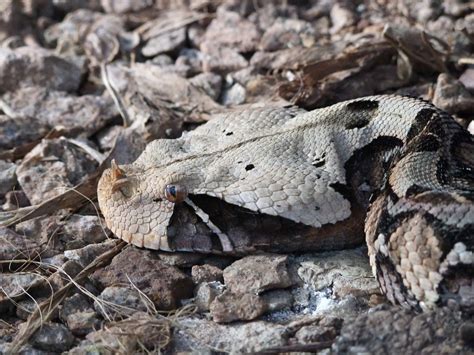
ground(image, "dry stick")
xmin=7 ymin=240 xmax=127 ymax=355
xmin=100 ymin=62 xmax=131 ymax=128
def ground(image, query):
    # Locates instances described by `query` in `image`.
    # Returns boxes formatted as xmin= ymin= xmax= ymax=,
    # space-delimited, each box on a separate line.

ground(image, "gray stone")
xmin=201 ymin=9 xmax=260 ymax=53
xmin=95 ymin=286 xmax=148 ymax=319
xmin=64 ymin=240 xmax=118 ymax=267
xmin=194 ymin=281 xmax=225 ymax=312
xmin=66 ymin=311 xmax=102 ymax=336
xmin=221 ymin=81 xmax=246 ymax=106
xmin=202 ymin=47 xmax=248 ymax=75
xmin=0 ymin=227 xmax=40 ymax=261
xmin=192 ymin=264 xmax=223 ymax=284
xmin=0 ymin=47 xmax=81 ymax=93
xmin=0 ymin=115 xmax=48 ymax=150
xmin=156 ymin=252 xmax=204 ymax=267
xmin=60 ymin=215 xmax=110 ymax=248
xmin=175 ymin=318 xmax=287 ymax=353
xmin=0 ymin=160 xmax=16 ymax=196
xmin=176 ymin=48 xmax=204 ymax=75
xmin=190 ymin=72 xmax=223 ymax=101
xmin=0 ymin=273 xmax=43 ymax=302
xmin=101 ymin=0 xmax=153 ymax=13
xmin=142 ymin=27 xmax=186 ymax=57
xmin=29 ymin=322 xmax=75 ymax=352
xmin=333 ymin=307 xmax=469 ymax=354
xmin=210 ymin=291 xmax=267 ymax=323
xmin=260 ymin=18 xmax=317 ymax=51
xmin=293 ymin=249 xmax=379 ymax=299
xmin=16 ymin=137 xmax=99 ymax=205
xmin=223 ymin=254 xmax=293 ymax=295
xmin=0 ymin=87 xmax=117 ymax=134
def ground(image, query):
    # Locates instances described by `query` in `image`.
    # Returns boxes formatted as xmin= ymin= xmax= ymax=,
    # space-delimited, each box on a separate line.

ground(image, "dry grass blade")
xmin=6 ymin=240 xmax=127 ymax=354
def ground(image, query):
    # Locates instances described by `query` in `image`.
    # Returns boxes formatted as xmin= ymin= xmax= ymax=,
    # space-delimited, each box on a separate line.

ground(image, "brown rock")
xmin=201 ymin=9 xmax=260 ymax=53
xmin=92 ymin=247 xmax=193 ymax=310
xmin=223 ymin=254 xmax=293 ymax=295
xmin=210 ymin=291 xmax=267 ymax=323
xmin=192 ymin=264 xmax=223 ymax=284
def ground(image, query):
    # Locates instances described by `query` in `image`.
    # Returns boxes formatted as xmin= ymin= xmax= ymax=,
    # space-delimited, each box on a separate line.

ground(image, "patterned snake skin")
xmin=97 ymin=95 xmax=474 ymax=312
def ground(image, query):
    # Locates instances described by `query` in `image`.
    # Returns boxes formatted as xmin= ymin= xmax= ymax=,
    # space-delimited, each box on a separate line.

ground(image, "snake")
xmin=97 ymin=95 xmax=474 ymax=312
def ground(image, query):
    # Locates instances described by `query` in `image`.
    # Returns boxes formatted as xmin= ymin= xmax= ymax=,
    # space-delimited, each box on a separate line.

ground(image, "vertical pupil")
xmin=169 ymin=186 xmax=176 ymax=197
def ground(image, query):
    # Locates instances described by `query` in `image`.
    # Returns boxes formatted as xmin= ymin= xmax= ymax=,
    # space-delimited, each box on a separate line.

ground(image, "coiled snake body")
xmin=98 ymin=95 xmax=474 ymax=312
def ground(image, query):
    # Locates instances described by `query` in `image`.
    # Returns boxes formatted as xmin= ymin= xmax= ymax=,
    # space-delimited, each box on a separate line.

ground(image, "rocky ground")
xmin=0 ymin=0 xmax=473 ymax=354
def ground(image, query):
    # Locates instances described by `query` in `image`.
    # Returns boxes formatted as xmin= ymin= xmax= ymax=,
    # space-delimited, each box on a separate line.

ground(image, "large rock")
xmin=210 ymin=291 xmax=267 ymax=323
xmin=29 ymin=322 xmax=75 ymax=352
xmin=223 ymin=254 xmax=293 ymax=295
xmin=333 ymin=307 xmax=471 ymax=354
xmin=16 ymin=137 xmax=99 ymax=205
xmin=0 ymin=47 xmax=82 ymax=93
xmin=92 ymin=247 xmax=193 ymax=310
xmin=0 ymin=87 xmax=117 ymax=134
xmin=201 ymin=9 xmax=260 ymax=53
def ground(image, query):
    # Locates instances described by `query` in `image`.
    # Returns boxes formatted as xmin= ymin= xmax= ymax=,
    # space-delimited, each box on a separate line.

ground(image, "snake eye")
xmin=164 ymin=184 xmax=187 ymax=203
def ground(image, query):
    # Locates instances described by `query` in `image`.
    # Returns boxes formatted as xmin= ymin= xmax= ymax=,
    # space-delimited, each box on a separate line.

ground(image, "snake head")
xmin=97 ymin=160 xmax=184 ymax=250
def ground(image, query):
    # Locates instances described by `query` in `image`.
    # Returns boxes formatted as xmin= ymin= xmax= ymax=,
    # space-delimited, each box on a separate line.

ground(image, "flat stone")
xmin=210 ymin=291 xmax=267 ymax=323
xmin=16 ymin=137 xmax=99 ymax=204
xmin=192 ymin=264 xmax=223 ymax=284
xmin=293 ymin=249 xmax=379 ymax=299
xmin=95 ymin=286 xmax=148 ymax=319
xmin=0 ymin=273 xmax=44 ymax=302
xmin=64 ymin=240 xmax=117 ymax=268
xmin=223 ymin=254 xmax=293 ymax=295
xmin=333 ymin=307 xmax=469 ymax=354
xmin=156 ymin=252 xmax=204 ymax=267
xmin=0 ymin=47 xmax=81 ymax=92
xmin=0 ymin=115 xmax=48 ymax=150
xmin=0 ymin=87 xmax=117 ymax=134
xmin=260 ymin=18 xmax=317 ymax=51
xmin=92 ymin=247 xmax=193 ymax=310
xmin=66 ymin=311 xmax=102 ymax=336
xmin=142 ymin=27 xmax=186 ymax=57
xmin=202 ymin=47 xmax=248 ymax=75
xmin=201 ymin=9 xmax=260 ymax=53
xmin=60 ymin=215 xmax=110 ymax=249
xmin=174 ymin=318 xmax=287 ymax=353
xmin=101 ymin=0 xmax=153 ymax=13
xmin=69 ymin=312 xmax=169 ymax=354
